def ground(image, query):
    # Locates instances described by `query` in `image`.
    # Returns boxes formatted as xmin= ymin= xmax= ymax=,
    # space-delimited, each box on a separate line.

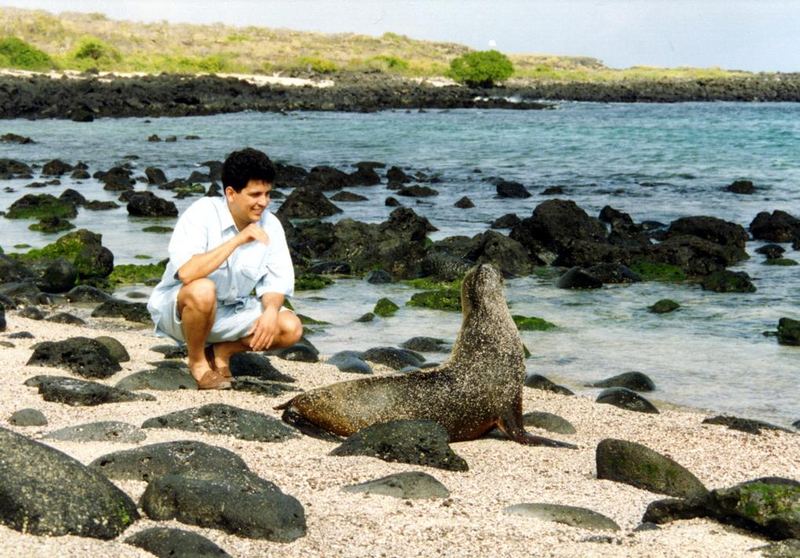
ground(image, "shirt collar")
xmin=214 ymin=196 xmax=237 ymax=232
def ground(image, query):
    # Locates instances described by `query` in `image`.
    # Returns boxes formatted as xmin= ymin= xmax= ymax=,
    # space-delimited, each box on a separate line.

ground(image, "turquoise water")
xmin=1 ymin=103 xmax=798 ymax=425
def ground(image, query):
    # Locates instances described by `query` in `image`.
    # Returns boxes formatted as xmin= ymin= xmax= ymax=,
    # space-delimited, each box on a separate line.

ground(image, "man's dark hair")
xmin=221 ymin=147 xmax=275 ymax=192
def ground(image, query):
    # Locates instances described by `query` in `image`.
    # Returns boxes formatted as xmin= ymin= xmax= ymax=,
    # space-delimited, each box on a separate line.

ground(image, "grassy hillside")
xmin=0 ymin=7 xmax=751 ymax=81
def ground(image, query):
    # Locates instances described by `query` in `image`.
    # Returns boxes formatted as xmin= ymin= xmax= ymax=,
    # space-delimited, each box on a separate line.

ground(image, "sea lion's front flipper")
xmin=498 ymin=397 xmax=578 ymax=449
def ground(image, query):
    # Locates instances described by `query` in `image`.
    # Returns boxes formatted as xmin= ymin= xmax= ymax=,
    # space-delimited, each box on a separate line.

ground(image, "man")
xmin=147 ymin=148 xmax=303 ymax=389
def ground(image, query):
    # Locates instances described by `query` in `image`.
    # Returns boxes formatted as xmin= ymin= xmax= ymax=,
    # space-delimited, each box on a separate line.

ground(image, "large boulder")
xmin=27 ymin=336 xmax=121 ymax=378
xmin=126 ymin=527 xmax=231 ymax=558
xmin=330 ymin=420 xmax=469 ymax=471
xmin=24 ymin=375 xmax=154 ymax=406
xmin=90 ymin=440 xmax=248 ymax=481
xmin=596 ymin=387 xmax=659 ymax=413
xmin=495 ymin=179 xmax=532 ymax=199
xmin=644 ymin=477 xmax=800 ymax=541
xmin=647 ymin=235 xmax=746 ymax=277
xmin=666 ymin=216 xmax=748 ymax=258
xmin=126 ymin=191 xmax=178 ymax=217
xmin=700 ymin=270 xmax=756 ymax=293
xmin=141 ymin=471 xmax=307 ymax=542
xmin=750 ymin=210 xmax=800 ymax=243
xmin=95 ymin=166 xmax=135 ymax=191
xmin=25 ymin=229 xmax=114 ymax=279
xmin=141 ymin=403 xmax=299 ymax=442
xmin=0 ymin=158 xmax=33 ymax=178
xmin=91 ymin=299 xmax=151 ymax=323
xmin=510 ymin=199 xmax=611 ymax=266
xmin=0 ymin=426 xmax=139 ymax=538
xmin=0 ymin=254 xmax=35 ymax=284
xmin=42 ymin=159 xmax=73 ymax=176
xmin=5 ymin=193 xmax=77 ymax=219
xmin=277 ymin=186 xmax=342 ymax=219
xmin=596 ymin=438 xmax=708 ymax=499
xmin=33 ymin=257 xmax=78 ymax=293
xmin=304 ymin=165 xmax=351 ymax=191
xmin=777 ymin=317 xmax=800 ymax=346
xmin=465 ymin=230 xmax=533 ymax=277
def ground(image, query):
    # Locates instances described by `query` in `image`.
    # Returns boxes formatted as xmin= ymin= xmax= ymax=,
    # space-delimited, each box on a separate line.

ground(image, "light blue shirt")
xmin=147 ymin=196 xmax=294 ymax=329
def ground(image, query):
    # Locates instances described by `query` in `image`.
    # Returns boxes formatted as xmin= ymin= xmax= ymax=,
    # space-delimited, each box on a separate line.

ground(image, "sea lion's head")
xmin=460 ymin=264 xmax=505 ymax=317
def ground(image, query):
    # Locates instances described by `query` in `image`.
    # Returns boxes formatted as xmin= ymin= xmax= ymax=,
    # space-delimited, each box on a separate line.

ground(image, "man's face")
xmin=225 ymin=179 xmax=272 ymax=227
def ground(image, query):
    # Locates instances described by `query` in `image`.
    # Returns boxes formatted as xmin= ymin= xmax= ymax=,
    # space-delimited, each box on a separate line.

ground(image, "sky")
xmin=2 ymin=0 xmax=799 ymax=71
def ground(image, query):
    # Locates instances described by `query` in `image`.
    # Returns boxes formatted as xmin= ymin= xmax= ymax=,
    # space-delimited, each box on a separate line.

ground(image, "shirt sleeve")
xmin=167 ymin=200 xmax=209 ymax=270
xmin=255 ymin=214 xmax=295 ymax=299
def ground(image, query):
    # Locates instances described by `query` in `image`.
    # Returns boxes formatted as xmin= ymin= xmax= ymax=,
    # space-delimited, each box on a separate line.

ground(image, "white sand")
xmin=1 ymin=311 xmax=797 ymax=558
xmin=0 ymin=68 xmax=334 ymax=87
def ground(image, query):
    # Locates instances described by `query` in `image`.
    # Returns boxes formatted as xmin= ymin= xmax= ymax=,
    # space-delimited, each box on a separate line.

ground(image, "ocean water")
xmin=1 ymin=102 xmax=798 ymax=426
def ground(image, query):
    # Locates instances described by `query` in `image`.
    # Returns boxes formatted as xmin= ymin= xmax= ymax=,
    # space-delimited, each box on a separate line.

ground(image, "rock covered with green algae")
xmin=512 ymin=314 xmax=557 ymax=331
xmin=21 ymin=229 xmax=114 ymax=279
xmin=407 ymin=288 xmax=461 ymax=311
xmin=596 ymin=438 xmax=708 ymax=499
xmin=373 ymin=297 xmax=399 ymax=317
xmin=644 ymin=477 xmax=800 ymax=541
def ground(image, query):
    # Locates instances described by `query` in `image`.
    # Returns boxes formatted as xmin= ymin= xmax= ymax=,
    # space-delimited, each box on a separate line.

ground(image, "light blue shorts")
xmin=154 ymin=290 xmax=286 ymax=344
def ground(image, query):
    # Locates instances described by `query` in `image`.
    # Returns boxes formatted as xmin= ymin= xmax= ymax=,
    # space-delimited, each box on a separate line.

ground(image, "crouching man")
xmin=147 ymin=147 xmax=302 ymax=389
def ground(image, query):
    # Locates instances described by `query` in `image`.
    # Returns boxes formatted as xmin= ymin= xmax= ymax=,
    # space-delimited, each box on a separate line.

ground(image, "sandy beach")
xmin=0 ymin=306 xmax=797 ymax=558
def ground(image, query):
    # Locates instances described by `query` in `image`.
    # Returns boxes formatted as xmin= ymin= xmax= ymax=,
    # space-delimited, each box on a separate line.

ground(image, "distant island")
xmin=0 ymin=7 xmax=772 ymax=82
xmin=0 ymin=6 xmax=799 ymax=119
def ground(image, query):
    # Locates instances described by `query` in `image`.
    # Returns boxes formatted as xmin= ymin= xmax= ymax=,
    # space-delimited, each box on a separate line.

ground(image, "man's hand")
xmin=246 ymin=306 xmax=279 ymax=351
xmin=236 ymin=223 xmax=269 ymax=246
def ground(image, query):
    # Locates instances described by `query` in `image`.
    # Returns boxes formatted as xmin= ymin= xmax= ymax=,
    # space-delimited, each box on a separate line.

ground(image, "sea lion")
xmin=276 ymin=264 xmax=574 ymax=448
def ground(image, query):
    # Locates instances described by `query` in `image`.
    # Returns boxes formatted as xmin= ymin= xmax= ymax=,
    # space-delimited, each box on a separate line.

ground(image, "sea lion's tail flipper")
xmin=498 ymin=399 xmax=578 ymax=449
xmin=278 ymin=401 xmax=346 ymax=442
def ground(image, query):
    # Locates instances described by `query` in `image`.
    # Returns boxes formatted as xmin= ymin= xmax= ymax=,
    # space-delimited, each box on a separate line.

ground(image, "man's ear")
xmin=224 ymin=186 xmax=235 ymax=200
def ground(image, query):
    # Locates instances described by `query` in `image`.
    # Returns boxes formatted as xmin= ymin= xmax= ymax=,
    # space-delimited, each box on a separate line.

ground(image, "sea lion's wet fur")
xmin=277 ymin=264 xmax=573 ymax=447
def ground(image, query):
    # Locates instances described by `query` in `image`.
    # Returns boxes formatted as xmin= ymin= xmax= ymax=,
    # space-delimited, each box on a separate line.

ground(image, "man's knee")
xmin=281 ymin=312 xmax=303 ymax=344
xmin=178 ymin=279 xmax=217 ymax=313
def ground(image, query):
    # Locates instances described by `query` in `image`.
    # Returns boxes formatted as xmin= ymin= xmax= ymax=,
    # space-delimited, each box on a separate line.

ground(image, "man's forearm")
xmin=260 ymin=292 xmax=285 ymax=312
xmin=176 ymin=237 xmax=240 ymax=284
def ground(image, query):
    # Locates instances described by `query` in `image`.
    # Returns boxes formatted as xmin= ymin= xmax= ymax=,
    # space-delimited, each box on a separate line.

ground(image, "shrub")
xmin=296 ymin=56 xmax=338 ymax=74
xmin=448 ymin=49 xmax=514 ymax=87
xmin=368 ymin=55 xmax=409 ymax=72
xmin=0 ymin=37 xmax=54 ymax=70
xmin=70 ymin=36 xmax=121 ymax=69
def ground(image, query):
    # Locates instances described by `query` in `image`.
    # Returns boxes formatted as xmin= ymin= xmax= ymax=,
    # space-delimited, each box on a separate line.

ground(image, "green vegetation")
xmin=764 ymin=258 xmax=798 ymax=266
xmin=512 ymin=315 xmax=557 ymax=331
xmin=28 ymin=216 xmax=74 ymax=233
xmin=296 ymin=56 xmax=338 ymax=74
xmin=402 ymin=277 xmax=462 ymax=291
xmin=0 ymin=36 xmax=53 ymax=70
xmin=373 ymin=297 xmax=399 ymax=317
xmin=20 ymin=229 xmax=111 ymax=279
xmin=629 ymin=261 xmax=687 ymax=282
xmin=0 ymin=7 xmax=754 ymax=81
xmin=295 ymin=273 xmax=334 ymax=291
xmin=107 ymin=262 xmax=166 ymax=286
xmin=407 ymin=288 xmax=462 ymax=312
xmin=448 ymin=49 xmax=514 ymax=87
xmin=736 ymin=482 xmax=800 ymax=521
xmin=5 ymin=194 xmax=76 ymax=220
xmin=70 ymin=35 xmax=120 ymax=69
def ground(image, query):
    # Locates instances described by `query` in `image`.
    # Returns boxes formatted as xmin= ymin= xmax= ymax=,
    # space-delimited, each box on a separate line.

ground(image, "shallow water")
xmin=1 ymin=103 xmax=798 ymax=425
